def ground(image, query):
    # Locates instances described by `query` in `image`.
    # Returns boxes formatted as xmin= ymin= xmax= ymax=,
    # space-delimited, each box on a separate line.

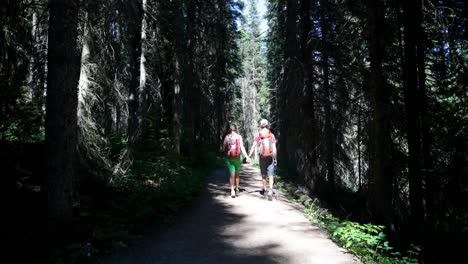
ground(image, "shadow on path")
xmin=96 ymin=164 xmax=360 ymax=264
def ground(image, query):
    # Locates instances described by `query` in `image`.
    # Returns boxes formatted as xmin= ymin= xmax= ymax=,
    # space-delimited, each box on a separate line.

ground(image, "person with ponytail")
xmin=222 ymin=124 xmax=250 ymax=198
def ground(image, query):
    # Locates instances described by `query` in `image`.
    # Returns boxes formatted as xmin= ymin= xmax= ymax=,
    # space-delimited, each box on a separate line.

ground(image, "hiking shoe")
xmin=268 ymin=189 xmax=273 ymax=200
xmin=235 ymin=188 xmax=240 ymax=196
xmin=231 ymin=189 xmax=236 ymax=198
xmin=260 ymin=189 xmax=265 ymax=195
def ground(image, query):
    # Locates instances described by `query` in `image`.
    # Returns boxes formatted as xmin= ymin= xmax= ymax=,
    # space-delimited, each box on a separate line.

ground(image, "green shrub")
xmin=303 ymin=201 xmax=420 ymax=263
xmin=49 ymin=147 xmax=220 ymax=263
xmin=277 ymin=172 xmax=420 ymax=264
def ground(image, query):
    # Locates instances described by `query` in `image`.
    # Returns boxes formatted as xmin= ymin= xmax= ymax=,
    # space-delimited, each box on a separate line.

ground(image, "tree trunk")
xmin=319 ymin=0 xmax=335 ymax=193
xmin=45 ymin=0 xmax=81 ymax=236
xmin=29 ymin=9 xmax=46 ymax=106
xmin=402 ymin=0 xmax=424 ymax=240
xmin=299 ymin=0 xmax=317 ymax=189
xmin=282 ymin=0 xmax=298 ymax=172
xmin=184 ymin=0 xmax=198 ymax=161
xmin=139 ymin=0 xmax=148 ymax=132
xmin=415 ymin=0 xmax=434 ymax=237
xmin=242 ymin=74 xmax=257 ymax=151
xmin=29 ymin=10 xmax=38 ymax=101
xmin=78 ymin=10 xmax=92 ymax=124
xmin=357 ymin=97 xmax=363 ymax=190
xmin=215 ymin=0 xmax=229 ymax=145
xmin=126 ymin=0 xmax=143 ymax=146
xmin=366 ymin=0 xmax=393 ymax=225
xmin=172 ymin=0 xmax=185 ymax=155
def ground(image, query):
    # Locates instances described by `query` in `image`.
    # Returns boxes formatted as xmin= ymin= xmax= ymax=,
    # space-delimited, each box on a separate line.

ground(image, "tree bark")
xmin=139 ymin=0 xmax=148 ymax=132
xmin=402 ymin=0 xmax=424 ymax=240
xmin=319 ymin=0 xmax=335 ymax=193
xmin=214 ymin=0 xmax=229 ymax=145
xmin=29 ymin=11 xmax=39 ymax=101
xmin=172 ymin=0 xmax=185 ymax=155
xmin=357 ymin=98 xmax=362 ymax=189
xmin=126 ymin=0 xmax=143 ymax=146
xmin=299 ymin=0 xmax=317 ymax=189
xmin=366 ymin=0 xmax=393 ymax=225
xmin=78 ymin=11 xmax=92 ymax=123
xmin=415 ymin=0 xmax=434 ymax=237
xmin=45 ymin=0 xmax=81 ymax=235
xmin=28 ymin=8 xmax=46 ymax=106
xmin=184 ymin=0 xmax=198 ymax=161
xmin=282 ymin=0 xmax=298 ymax=172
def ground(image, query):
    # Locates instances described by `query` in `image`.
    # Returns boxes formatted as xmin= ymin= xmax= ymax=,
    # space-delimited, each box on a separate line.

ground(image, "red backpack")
xmin=227 ymin=134 xmax=241 ymax=158
xmin=258 ymin=130 xmax=273 ymax=157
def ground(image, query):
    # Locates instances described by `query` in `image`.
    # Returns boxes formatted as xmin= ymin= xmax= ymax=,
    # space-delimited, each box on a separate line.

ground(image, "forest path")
xmin=96 ymin=164 xmax=361 ymax=264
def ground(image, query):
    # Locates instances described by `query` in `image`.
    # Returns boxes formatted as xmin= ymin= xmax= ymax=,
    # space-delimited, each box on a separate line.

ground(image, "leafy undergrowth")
xmin=49 ymin=150 xmax=224 ymax=264
xmin=275 ymin=173 xmax=420 ymax=264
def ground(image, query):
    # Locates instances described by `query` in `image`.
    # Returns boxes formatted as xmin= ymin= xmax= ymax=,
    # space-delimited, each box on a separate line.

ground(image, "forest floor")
xmin=95 ymin=164 xmax=361 ymax=264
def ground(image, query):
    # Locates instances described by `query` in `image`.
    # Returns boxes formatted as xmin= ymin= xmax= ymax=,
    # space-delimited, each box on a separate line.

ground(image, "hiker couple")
xmin=222 ymin=119 xmax=277 ymax=200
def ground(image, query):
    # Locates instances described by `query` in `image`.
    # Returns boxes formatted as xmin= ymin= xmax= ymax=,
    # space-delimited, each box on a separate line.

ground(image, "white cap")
xmin=260 ymin=119 xmax=269 ymax=127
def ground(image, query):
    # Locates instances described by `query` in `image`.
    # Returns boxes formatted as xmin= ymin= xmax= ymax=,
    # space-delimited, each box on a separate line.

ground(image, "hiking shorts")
xmin=259 ymin=156 xmax=275 ymax=176
xmin=226 ymin=156 xmax=242 ymax=173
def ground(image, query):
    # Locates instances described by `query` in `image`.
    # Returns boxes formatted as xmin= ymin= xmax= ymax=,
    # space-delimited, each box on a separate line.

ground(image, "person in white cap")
xmin=248 ymin=119 xmax=277 ymax=200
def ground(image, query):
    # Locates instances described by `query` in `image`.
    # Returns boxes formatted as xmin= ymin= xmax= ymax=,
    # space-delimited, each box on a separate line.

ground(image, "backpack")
xmin=226 ymin=134 xmax=241 ymax=158
xmin=258 ymin=130 xmax=273 ymax=157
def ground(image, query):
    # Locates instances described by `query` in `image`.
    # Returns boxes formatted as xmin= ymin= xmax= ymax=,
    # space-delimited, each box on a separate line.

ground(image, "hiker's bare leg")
xmin=235 ymin=172 xmax=240 ymax=189
xmin=269 ymin=176 xmax=274 ymax=190
xmin=230 ymin=172 xmax=235 ymax=190
xmin=262 ymin=175 xmax=267 ymax=190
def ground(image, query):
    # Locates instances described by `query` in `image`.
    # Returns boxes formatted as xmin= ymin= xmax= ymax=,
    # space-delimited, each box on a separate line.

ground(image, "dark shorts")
xmin=259 ymin=156 xmax=275 ymax=176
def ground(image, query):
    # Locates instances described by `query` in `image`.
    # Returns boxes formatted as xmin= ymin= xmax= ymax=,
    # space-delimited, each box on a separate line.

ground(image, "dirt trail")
xmin=96 ymin=164 xmax=361 ymax=264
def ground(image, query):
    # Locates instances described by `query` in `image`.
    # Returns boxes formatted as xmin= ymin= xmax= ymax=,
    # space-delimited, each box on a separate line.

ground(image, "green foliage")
xmin=157 ymin=129 xmax=178 ymax=155
xmin=197 ymin=146 xmax=226 ymax=168
xmin=48 ymin=147 xmax=222 ymax=263
xmin=1 ymin=92 xmax=44 ymax=143
xmin=264 ymin=1 xmax=467 ymax=261
xmin=251 ymin=157 xmax=260 ymax=166
xmin=326 ymin=221 xmax=410 ymax=263
xmin=276 ymin=171 xmax=420 ymax=264
xmin=0 ymin=0 xmax=44 ymax=143
xmin=108 ymin=134 xmax=128 ymax=159
xmin=308 ymin=205 xmax=420 ymax=264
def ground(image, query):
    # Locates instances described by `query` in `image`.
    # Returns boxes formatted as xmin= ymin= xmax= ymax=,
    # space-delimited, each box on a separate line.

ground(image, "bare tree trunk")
xmin=45 ymin=0 xmax=81 ymax=236
xmin=214 ymin=0 xmax=229 ymax=145
xmin=184 ymin=0 xmax=198 ymax=161
xmin=319 ymin=0 xmax=335 ymax=193
xmin=281 ymin=0 xmax=298 ymax=172
xmin=28 ymin=11 xmax=38 ymax=100
xmin=172 ymin=0 xmax=185 ymax=155
xmin=111 ymin=18 xmax=123 ymax=135
xmin=139 ymin=0 xmax=148 ymax=129
xmin=242 ymin=63 xmax=258 ymax=152
xmin=357 ymin=97 xmax=362 ymax=189
xmin=126 ymin=0 xmax=143 ymax=146
xmin=241 ymin=75 xmax=255 ymax=150
xmin=415 ymin=0 xmax=434 ymax=237
xmin=366 ymin=0 xmax=393 ymax=225
xmin=299 ymin=0 xmax=317 ymax=189
xmin=78 ymin=12 xmax=91 ymax=122
xmin=29 ymin=9 xmax=46 ymax=105
xmin=402 ymin=0 xmax=424 ymax=240
xmin=242 ymin=76 xmax=247 ymax=133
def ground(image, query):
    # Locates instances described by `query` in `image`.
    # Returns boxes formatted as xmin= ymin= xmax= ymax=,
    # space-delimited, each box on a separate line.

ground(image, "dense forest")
xmin=265 ymin=0 xmax=467 ymax=262
xmin=0 ymin=0 xmax=466 ymax=263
